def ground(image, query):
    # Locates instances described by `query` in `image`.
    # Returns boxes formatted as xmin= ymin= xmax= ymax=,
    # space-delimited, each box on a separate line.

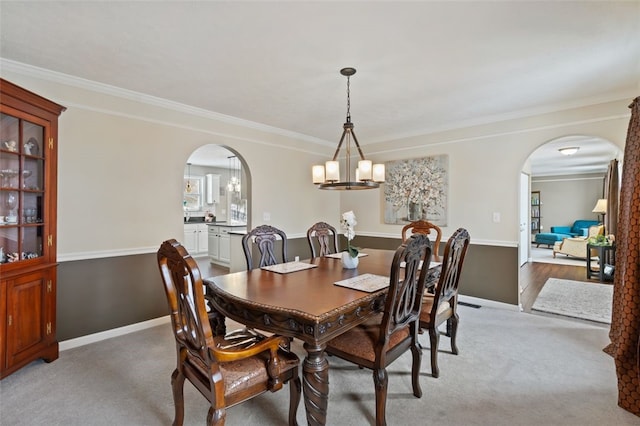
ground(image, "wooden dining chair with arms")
xmin=402 ymin=220 xmax=443 ymax=261
xmin=242 ymin=224 xmax=288 ymax=271
xmin=419 ymin=228 xmax=470 ymax=378
xmin=324 ymin=234 xmax=433 ymax=426
xmin=157 ymin=239 xmax=301 ymax=426
xmin=307 ymin=221 xmax=339 ymax=257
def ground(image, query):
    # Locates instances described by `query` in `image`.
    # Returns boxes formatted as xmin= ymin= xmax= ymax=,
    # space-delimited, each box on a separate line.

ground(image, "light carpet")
xmin=2 ymin=305 xmax=639 ymax=425
xmin=532 ymin=278 xmax=613 ymax=324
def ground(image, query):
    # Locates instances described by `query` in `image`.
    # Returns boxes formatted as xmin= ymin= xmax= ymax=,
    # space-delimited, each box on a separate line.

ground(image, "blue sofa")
xmin=534 ymin=219 xmax=600 ymax=247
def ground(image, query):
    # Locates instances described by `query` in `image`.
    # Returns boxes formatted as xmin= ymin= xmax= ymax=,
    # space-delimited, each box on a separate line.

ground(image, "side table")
xmin=586 ymin=243 xmax=615 ymax=282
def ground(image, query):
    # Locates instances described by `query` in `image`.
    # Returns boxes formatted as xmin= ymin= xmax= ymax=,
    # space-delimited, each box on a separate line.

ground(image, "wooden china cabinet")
xmin=0 ymin=79 xmax=65 ymax=379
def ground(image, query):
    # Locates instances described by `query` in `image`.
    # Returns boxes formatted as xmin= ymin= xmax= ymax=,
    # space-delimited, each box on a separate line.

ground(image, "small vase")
xmin=341 ymin=252 xmax=359 ymax=269
xmin=407 ymin=200 xmax=422 ymax=221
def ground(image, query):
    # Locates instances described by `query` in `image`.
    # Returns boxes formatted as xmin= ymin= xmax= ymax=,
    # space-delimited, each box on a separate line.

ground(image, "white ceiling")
xmin=528 ymin=135 xmax=620 ymax=176
xmin=1 ymin=1 xmax=638 ymax=173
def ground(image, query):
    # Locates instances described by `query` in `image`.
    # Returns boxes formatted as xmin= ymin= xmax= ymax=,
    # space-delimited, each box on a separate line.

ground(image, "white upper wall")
xmin=1 ymin=70 xmax=631 ymax=260
xmin=342 ymin=100 xmax=629 ymax=244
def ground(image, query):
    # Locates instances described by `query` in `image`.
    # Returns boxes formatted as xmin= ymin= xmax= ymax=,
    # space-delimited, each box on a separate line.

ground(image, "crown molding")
xmin=0 ymin=58 xmax=334 ymax=148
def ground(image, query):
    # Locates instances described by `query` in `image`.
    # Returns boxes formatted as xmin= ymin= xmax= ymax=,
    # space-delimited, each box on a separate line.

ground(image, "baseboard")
xmin=459 ymin=295 xmax=520 ymax=311
xmin=59 ymin=316 xmax=170 ymax=351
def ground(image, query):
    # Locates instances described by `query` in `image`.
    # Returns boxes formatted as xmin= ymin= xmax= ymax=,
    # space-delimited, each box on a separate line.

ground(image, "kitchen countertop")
xmin=206 ymin=222 xmax=247 ymax=227
xmin=184 ymin=217 xmax=246 ymax=227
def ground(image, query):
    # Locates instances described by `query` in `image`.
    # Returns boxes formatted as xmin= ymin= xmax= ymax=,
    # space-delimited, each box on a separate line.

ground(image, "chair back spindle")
xmin=242 ymin=225 xmax=288 ymax=270
xmin=307 ymin=221 xmax=339 ymax=257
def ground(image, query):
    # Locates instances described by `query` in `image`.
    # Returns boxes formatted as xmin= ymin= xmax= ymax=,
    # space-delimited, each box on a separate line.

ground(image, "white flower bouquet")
xmin=341 ymin=210 xmax=359 ymax=258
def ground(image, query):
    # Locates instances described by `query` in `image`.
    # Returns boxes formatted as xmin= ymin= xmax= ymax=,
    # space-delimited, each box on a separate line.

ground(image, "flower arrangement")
xmin=588 ymin=234 xmax=614 ymax=246
xmin=341 ymin=210 xmax=359 ymax=258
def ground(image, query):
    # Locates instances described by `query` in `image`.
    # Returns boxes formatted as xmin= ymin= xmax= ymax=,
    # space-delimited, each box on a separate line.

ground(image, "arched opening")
xmin=182 ymin=144 xmax=250 ymax=273
xmin=518 ymin=135 xmax=622 ymax=316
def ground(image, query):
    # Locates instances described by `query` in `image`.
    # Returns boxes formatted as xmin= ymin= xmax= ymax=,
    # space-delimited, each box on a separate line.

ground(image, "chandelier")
xmin=185 ymin=163 xmax=193 ymax=193
xmin=226 ymin=156 xmax=241 ymax=193
xmin=312 ymin=68 xmax=385 ymax=190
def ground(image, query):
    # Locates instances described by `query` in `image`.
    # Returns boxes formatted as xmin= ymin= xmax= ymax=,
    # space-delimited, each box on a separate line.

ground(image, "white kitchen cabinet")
xmin=208 ymin=225 xmax=238 ymax=266
xmin=183 ymin=223 xmax=208 ymax=255
xmin=206 ymin=174 xmax=220 ymax=205
xmin=219 ymin=231 xmax=231 ymax=264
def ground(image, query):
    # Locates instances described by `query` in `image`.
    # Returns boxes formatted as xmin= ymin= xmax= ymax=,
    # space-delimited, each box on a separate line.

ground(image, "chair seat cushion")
xmin=326 ymin=313 xmax=410 ymax=363
xmin=187 ymin=347 xmax=298 ymax=399
xmin=419 ymin=295 xmax=451 ymax=325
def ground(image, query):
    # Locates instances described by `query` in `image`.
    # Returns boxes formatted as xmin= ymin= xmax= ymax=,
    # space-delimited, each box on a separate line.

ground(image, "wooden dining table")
xmin=204 ymin=248 xmax=440 ymax=426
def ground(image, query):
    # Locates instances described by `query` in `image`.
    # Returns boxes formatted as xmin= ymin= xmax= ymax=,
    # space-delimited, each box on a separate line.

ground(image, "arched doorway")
xmin=518 ymin=135 xmax=621 ymax=313
xmin=182 ymin=145 xmax=250 ymax=274
xmin=186 ymin=144 xmax=250 ymax=226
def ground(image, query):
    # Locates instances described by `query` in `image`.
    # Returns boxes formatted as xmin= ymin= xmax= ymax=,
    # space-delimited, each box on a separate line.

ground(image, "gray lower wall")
xmin=57 ymin=236 xmax=518 ymax=341
xmin=57 ymin=254 xmax=167 ymax=341
xmin=354 ymin=236 xmax=519 ymax=305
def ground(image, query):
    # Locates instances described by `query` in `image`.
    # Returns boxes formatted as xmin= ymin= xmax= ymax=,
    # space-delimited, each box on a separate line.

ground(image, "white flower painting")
xmin=383 ymin=155 xmax=448 ymax=225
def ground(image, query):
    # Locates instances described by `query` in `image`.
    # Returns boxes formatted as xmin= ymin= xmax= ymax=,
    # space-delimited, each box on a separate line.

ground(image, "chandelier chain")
xmin=346 ymin=75 xmax=351 ymax=122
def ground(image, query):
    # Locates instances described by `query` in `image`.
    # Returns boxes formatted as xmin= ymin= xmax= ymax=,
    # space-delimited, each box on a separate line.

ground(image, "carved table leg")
xmin=206 ymin=304 xmax=227 ymax=337
xmin=302 ymin=342 xmax=329 ymax=426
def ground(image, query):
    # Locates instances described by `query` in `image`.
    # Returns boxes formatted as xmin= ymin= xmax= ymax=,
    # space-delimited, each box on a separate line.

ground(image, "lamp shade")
xmin=372 ymin=163 xmax=385 ymax=182
xmin=592 ymin=198 xmax=607 ymax=214
xmin=358 ymin=160 xmax=372 ymax=181
xmin=325 ymin=161 xmax=340 ymax=182
xmin=312 ymin=165 xmax=325 ymax=184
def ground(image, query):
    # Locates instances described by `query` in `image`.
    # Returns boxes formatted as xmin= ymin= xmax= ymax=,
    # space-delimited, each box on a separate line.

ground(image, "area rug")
xmin=532 ymin=278 xmax=613 ymax=324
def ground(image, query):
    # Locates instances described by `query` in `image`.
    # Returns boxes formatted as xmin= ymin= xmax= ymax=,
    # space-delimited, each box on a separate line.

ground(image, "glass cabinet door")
xmin=0 ymin=112 xmax=47 ymax=264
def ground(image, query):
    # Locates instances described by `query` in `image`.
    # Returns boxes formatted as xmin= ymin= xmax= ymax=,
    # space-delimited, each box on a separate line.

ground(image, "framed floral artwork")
xmin=383 ymin=155 xmax=448 ymax=225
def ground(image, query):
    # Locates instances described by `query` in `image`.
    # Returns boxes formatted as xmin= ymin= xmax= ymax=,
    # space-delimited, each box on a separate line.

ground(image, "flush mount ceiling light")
xmin=558 ymin=147 xmax=579 ymax=156
xmin=312 ymin=68 xmax=385 ymax=190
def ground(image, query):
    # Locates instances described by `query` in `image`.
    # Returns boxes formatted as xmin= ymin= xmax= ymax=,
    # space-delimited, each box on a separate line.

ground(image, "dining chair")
xmin=325 ymin=234 xmax=433 ymax=426
xmin=402 ymin=220 xmax=443 ymax=261
xmin=242 ymin=224 xmax=288 ymax=271
xmin=419 ymin=228 xmax=470 ymax=378
xmin=306 ymin=221 xmax=339 ymax=257
xmin=157 ymin=239 xmax=301 ymax=426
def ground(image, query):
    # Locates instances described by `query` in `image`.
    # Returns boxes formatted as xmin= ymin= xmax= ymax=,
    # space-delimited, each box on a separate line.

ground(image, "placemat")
xmin=261 ymin=261 xmax=318 ymax=274
xmin=325 ymin=252 xmax=369 ymax=259
xmin=334 ymin=273 xmax=389 ymax=292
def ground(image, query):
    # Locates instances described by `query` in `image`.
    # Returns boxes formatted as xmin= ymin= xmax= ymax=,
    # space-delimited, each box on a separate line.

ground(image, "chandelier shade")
xmin=312 ymin=68 xmax=385 ymax=190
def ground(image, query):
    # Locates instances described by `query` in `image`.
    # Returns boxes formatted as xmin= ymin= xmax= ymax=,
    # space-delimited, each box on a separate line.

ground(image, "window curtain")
xmin=604 ymin=159 xmax=619 ymax=236
xmin=604 ymin=96 xmax=640 ymax=417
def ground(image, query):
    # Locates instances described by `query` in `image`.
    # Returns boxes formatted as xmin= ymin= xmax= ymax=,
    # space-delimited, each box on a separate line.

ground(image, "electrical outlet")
xmin=492 ymin=212 xmax=501 ymax=223
xmin=263 ymin=212 xmax=271 ymax=222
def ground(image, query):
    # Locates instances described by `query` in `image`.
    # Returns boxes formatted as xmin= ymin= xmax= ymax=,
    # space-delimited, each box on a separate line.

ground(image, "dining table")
xmin=204 ymin=248 xmax=440 ymax=426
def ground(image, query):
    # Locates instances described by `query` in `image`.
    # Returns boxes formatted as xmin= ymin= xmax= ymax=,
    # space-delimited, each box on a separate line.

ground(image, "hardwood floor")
xmin=196 ymin=256 xmax=230 ymax=278
xmin=519 ymin=261 xmax=613 ymax=312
